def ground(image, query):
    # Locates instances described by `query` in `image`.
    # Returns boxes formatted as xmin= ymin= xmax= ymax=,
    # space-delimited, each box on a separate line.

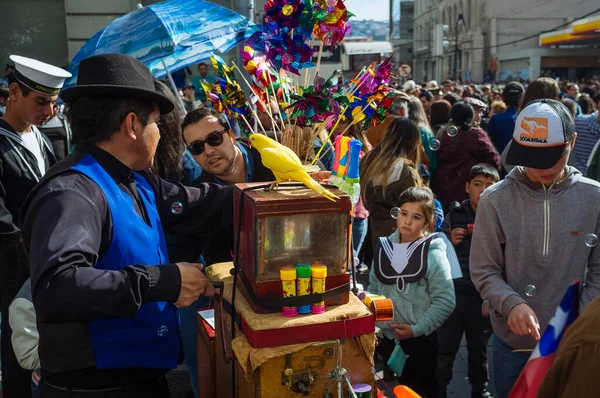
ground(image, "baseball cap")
xmin=502 ymin=81 xmax=524 ymax=104
xmin=506 ymin=99 xmax=574 ymax=169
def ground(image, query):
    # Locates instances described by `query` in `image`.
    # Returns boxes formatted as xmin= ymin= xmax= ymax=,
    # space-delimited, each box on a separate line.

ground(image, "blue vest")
xmin=72 ymin=154 xmax=179 ymax=369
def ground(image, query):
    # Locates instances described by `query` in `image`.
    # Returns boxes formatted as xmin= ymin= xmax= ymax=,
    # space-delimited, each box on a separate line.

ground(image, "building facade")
xmin=1 ymin=0 xmax=245 ymax=69
xmin=393 ymin=1 xmax=414 ymax=67
xmin=411 ymin=0 xmax=600 ymax=83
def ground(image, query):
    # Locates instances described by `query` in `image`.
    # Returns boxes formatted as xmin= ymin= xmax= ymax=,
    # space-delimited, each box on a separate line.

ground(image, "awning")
xmin=343 ymin=41 xmax=393 ymax=55
xmin=540 ymin=14 xmax=600 ymax=46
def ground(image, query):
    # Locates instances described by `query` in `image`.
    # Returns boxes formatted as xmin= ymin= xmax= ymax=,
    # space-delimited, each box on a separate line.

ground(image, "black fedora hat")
xmin=60 ymin=54 xmax=174 ymax=114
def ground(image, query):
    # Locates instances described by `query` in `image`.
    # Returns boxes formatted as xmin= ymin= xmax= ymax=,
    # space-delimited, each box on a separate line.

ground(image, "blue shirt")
xmin=488 ymin=107 xmax=518 ymax=153
xmin=573 ymin=111 xmax=600 ymax=176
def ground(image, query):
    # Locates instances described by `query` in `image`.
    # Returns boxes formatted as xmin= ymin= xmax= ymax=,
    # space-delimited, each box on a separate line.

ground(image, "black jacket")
xmin=0 ymin=119 xmax=55 ymax=281
xmin=20 ymin=144 xmax=233 ymax=388
xmin=441 ymin=199 xmax=478 ymax=295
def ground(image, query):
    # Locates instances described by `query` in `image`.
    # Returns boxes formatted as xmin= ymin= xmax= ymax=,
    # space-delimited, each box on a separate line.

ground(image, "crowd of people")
xmin=1 ymin=51 xmax=600 ymax=398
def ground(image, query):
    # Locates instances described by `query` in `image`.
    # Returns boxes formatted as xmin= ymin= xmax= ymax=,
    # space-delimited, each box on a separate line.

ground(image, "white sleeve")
xmin=9 ymin=297 xmax=41 ymax=370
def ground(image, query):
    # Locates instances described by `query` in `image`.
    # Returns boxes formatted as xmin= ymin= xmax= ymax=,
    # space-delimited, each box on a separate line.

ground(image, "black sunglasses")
xmin=187 ymin=128 xmax=229 ymax=155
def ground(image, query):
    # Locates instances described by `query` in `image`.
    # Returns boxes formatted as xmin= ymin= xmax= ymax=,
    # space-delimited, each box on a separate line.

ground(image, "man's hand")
xmin=388 ymin=323 xmax=415 ymax=340
xmin=482 ymin=300 xmax=490 ymax=317
xmin=450 ymin=228 xmax=466 ymax=245
xmin=508 ymin=303 xmax=541 ymax=340
xmin=175 ymin=262 xmax=215 ymax=308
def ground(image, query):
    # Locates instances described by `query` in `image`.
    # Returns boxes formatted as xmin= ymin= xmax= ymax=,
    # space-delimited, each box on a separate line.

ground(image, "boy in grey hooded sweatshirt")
xmin=470 ymin=99 xmax=600 ymax=398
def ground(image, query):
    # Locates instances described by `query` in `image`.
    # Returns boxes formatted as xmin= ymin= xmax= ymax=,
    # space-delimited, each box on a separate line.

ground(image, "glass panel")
xmin=257 ymin=212 xmax=348 ymax=282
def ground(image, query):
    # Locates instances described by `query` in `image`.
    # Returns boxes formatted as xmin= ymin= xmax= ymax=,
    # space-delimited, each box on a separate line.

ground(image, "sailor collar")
xmin=374 ymin=231 xmax=436 ymax=292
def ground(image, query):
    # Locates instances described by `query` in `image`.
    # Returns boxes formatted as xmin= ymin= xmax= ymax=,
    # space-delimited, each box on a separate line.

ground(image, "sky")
xmin=345 ymin=0 xmax=390 ymax=21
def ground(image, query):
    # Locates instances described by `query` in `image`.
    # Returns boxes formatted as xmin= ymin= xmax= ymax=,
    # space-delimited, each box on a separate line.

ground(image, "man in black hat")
xmin=19 ymin=53 xmax=233 ymax=397
xmin=1 ymin=54 xmax=71 ymax=398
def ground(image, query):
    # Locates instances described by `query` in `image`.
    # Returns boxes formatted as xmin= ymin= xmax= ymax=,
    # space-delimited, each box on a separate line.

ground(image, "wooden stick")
xmin=303 ymin=37 xmax=314 ymax=88
xmin=311 ymin=105 xmax=348 ymax=165
xmin=231 ymin=62 xmax=279 ymax=142
xmin=314 ymin=41 xmax=325 ymax=80
xmin=239 ymin=114 xmax=257 ymax=135
xmin=266 ymin=73 xmax=287 ymax=132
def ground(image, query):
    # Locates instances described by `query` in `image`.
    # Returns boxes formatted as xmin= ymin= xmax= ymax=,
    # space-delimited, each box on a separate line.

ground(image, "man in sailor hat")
xmin=0 ymin=55 xmax=71 ymax=398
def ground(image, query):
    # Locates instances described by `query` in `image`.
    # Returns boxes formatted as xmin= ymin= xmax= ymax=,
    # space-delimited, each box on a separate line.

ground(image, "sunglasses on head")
xmin=187 ymin=128 xmax=229 ymax=155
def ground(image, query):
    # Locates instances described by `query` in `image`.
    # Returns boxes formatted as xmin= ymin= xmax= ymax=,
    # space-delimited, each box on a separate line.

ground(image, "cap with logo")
xmin=9 ymin=55 xmax=71 ymax=96
xmin=506 ymin=99 xmax=574 ymax=169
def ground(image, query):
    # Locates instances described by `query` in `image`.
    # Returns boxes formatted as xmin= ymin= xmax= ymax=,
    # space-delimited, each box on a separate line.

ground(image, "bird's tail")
xmin=295 ymin=171 xmax=340 ymax=202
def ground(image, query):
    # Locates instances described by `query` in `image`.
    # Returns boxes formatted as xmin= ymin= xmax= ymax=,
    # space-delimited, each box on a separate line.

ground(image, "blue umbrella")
xmin=64 ymin=0 xmax=256 ymax=89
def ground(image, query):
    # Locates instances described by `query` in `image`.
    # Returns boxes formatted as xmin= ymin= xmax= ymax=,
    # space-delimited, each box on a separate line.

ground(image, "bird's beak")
xmin=248 ymin=140 xmax=252 ymax=149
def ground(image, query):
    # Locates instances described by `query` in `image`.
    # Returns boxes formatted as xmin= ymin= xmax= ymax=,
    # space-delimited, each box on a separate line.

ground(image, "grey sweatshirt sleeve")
xmin=469 ymin=193 xmax=526 ymax=316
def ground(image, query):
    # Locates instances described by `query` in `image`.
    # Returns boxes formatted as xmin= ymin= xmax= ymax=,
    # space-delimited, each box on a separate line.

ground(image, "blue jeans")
xmin=352 ymin=217 xmax=368 ymax=255
xmin=492 ymin=335 xmax=530 ymax=398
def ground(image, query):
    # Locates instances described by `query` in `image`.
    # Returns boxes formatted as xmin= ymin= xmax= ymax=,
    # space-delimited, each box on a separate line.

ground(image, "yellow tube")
xmin=280 ymin=266 xmax=297 ymax=317
xmin=311 ymin=263 xmax=327 ymax=314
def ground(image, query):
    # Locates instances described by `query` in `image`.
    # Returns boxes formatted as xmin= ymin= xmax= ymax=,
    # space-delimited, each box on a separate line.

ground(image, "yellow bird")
xmin=248 ymin=134 xmax=339 ymax=202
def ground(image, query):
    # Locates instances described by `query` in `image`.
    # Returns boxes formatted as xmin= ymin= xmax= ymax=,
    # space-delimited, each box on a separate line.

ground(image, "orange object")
xmin=393 ymin=385 xmax=422 ymax=398
xmin=372 ymin=298 xmax=394 ymax=322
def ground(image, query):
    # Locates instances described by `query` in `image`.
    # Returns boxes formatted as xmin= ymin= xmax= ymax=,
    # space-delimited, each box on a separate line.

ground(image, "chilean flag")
xmin=508 ymin=281 xmax=580 ymax=398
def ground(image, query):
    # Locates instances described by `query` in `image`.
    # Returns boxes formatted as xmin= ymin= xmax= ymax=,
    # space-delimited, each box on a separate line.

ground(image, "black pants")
xmin=436 ymin=293 xmax=492 ymax=393
xmin=35 ymin=377 xmax=171 ymax=398
xmin=0 ymin=267 xmax=33 ymax=398
xmin=380 ymin=334 xmax=439 ymax=398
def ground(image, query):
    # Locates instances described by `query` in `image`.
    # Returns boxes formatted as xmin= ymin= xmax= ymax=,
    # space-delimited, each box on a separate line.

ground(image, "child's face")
xmin=396 ymin=202 xmax=428 ymax=242
xmin=466 ymin=176 xmax=496 ymax=208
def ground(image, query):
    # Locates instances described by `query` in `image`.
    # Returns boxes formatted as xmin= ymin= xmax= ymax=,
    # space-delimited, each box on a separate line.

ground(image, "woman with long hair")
xmin=360 ymin=117 xmax=421 ymax=251
xmin=430 ymin=100 xmax=452 ymax=137
xmin=151 ymin=80 xmax=186 ymax=180
xmin=431 ymin=102 xmax=500 ymax=211
xmin=152 ymin=80 xmax=203 ymax=398
xmin=408 ymin=96 xmax=438 ymax=176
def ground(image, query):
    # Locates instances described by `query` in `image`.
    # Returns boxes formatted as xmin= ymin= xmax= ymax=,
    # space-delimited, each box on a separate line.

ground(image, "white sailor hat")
xmin=9 ymin=55 xmax=71 ymax=96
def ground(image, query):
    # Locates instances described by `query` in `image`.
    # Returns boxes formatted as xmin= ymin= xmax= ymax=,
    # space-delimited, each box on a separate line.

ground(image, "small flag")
xmin=508 ymin=281 xmax=580 ymax=398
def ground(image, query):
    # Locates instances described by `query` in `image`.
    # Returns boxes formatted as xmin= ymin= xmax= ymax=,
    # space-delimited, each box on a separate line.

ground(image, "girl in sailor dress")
xmin=368 ymin=187 xmax=456 ymax=398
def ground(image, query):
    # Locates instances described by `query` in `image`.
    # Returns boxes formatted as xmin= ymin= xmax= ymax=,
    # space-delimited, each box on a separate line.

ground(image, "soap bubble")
xmin=585 ymin=233 xmax=598 ymax=248
xmin=429 ymin=139 xmax=441 ymax=151
xmin=447 ymin=125 xmax=458 ymax=137
xmin=390 ymin=207 xmax=400 ymax=219
xmin=525 ymin=285 xmax=536 ymax=297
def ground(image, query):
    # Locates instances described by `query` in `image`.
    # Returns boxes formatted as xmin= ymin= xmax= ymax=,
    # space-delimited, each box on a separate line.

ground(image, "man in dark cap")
xmin=487 ymin=81 xmax=524 ymax=153
xmin=20 ymin=53 xmax=233 ymax=397
xmin=1 ymin=54 xmax=71 ymax=398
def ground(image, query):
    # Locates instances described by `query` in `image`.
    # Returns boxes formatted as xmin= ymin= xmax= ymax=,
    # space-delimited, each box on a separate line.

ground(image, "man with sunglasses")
xmin=182 ymin=107 xmax=274 ymax=265
xmin=182 ymin=107 xmax=274 ymax=186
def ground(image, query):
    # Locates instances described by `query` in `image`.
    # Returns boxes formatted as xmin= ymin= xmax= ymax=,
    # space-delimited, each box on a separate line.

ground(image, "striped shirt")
xmin=573 ymin=111 xmax=600 ymax=176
